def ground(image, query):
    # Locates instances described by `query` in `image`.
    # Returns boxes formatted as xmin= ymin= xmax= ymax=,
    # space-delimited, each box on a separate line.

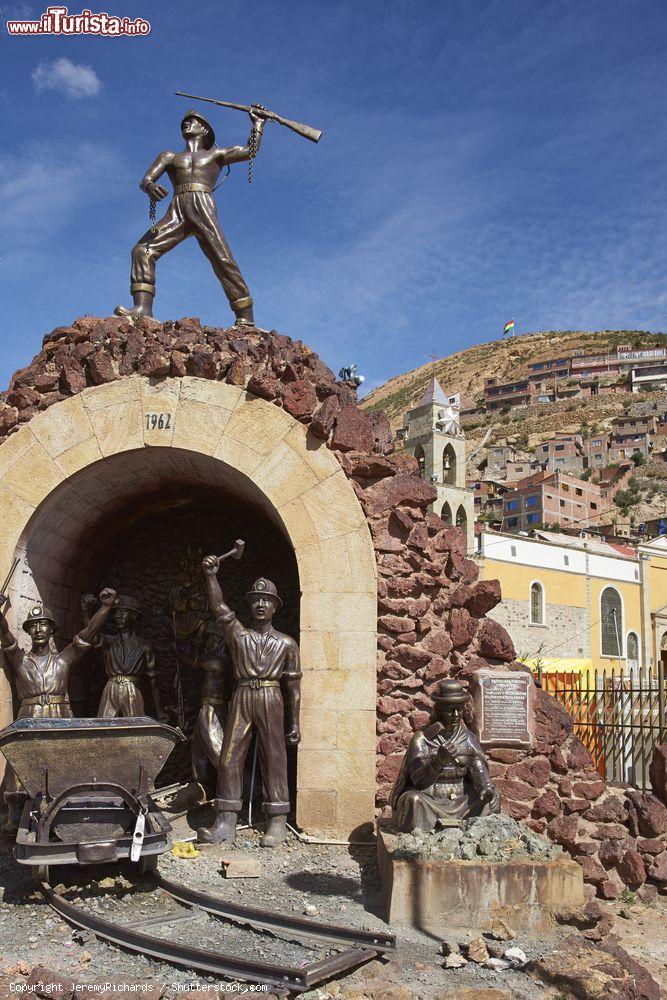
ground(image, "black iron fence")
xmin=536 ymin=662 xmax=666 ymax=791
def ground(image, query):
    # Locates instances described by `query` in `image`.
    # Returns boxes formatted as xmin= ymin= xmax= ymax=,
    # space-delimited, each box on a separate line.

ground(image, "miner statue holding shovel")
xmin=116 ymin=92 xmax=322 ymax=327
xmin=197 ymin=541 xmax=301 ymax=848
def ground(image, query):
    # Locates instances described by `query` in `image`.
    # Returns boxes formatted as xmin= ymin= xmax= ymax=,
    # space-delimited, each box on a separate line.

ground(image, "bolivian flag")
xmin=503 ymin=319 xmax=515 ymax=336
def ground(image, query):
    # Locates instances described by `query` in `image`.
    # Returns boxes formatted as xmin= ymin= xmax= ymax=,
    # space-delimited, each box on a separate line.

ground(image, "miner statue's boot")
xmin=260 ymin=812 xmax=287 ymax=848
xmin=197 ymin=801 xmax=237 ymax=845
xmin=115 ymin=284 xmax=155 ymax=319
xmin=231 ymin=296 xmax=255 ymax=327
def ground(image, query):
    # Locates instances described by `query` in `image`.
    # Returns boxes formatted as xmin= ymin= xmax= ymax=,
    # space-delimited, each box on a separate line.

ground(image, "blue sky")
xmin=1 ymin=0 xmax=667 ymax=393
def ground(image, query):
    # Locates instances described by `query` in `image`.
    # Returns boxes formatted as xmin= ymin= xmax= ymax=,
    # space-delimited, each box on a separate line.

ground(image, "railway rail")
xmin=39 ymin=873 xmax=396 ymax=993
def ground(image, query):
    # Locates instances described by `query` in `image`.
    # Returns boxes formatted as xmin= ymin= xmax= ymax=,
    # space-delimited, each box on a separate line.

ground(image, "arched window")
xmin=626 ymin=632 xmax=639 ymax=669
xmin=456 ymin=505 xmax=467 ymax=532
xmin=442 ymin=501 xmax=452 ymax=525
xmin=414 ymin=446 xmax=425 ymax=479
xmin=530 ymin=582 xmax=545 ymax=625
xmin=443 ymin=444 xmax=457 ymax=485
xmin=600 ymin=587 xmax=623 ymax=657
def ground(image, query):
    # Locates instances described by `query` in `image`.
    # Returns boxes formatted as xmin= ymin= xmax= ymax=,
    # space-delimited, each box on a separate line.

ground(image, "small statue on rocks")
xmin=390 ymin=679 xmax=501 ymax=833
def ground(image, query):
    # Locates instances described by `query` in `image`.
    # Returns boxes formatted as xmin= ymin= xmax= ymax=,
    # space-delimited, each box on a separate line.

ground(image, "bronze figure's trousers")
xmin=131 ymin=192 xmax=250 ymax=307
xmin=215 ymin=685 xmax=290 ymax=816
xmin=192 ymin=703 xmax=225 ymax=784
xmin=394 ymin=782 xmax=495 ymax=833
xmin=98 ymin=677 xmax=144 ymax=718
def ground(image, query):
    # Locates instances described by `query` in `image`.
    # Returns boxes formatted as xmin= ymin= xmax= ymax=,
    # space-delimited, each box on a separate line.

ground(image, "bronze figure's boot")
xmin=231 ymin=296 xmax=254 ymax=327
xmin=115 ymin=284 xmax=155 ymax=319
xmin=260 ymin=813 xmax=287 ymax=848
xmin=197 ymin=801 xmax=237 ymax=845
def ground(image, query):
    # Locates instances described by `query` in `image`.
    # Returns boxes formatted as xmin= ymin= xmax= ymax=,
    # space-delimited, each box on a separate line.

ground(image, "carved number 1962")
xmin=145 ymin=412 xmax=172 ymax=430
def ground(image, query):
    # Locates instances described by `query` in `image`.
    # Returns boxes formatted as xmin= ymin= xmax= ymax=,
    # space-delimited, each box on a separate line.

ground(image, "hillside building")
xmin=475 ymin=528 xmax=667 ymax=674
xmin=483 ymin=377 xmax=536 ymax=410
xmin=402 ymin=376 xmax=474 ymax=551
xmin=469 ymin=478 xmax=512 ymax=523
xmin=630 ymin=363 xmax=667 ymax=393
xmin=487 ymin=443 xmax=516 ymax=475
xmin=501 ymin=470 xmax=607 ymax=533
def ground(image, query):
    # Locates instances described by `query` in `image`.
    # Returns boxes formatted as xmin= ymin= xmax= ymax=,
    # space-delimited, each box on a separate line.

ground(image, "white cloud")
xmin=32 ymin=58 xmax=101 ymax=99
xmin=0 ymin=142 xmax=124 ymax=260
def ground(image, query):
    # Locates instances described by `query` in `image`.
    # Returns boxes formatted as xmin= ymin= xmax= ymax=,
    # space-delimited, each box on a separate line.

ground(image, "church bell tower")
xmin=402 ymin=377 xmax=474 ymax=552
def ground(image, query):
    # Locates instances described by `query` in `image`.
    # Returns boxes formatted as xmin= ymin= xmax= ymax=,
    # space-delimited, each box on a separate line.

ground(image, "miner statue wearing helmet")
xmin=197 ymin=560 xmax=301 ymax=848
xmin=0 ymin=588 xmax=117 ymax=835
xmin=115 ymin=106 xmax=266 ymax=326
xmin=81 ymin=593 xmax=166 ymax=721
xmin=390 ymin=679 xmax=501 ymax=833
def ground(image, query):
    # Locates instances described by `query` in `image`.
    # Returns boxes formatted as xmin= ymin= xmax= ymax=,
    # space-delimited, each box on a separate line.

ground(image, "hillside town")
xmin=385 ymin=335 xmax=667 ymax=690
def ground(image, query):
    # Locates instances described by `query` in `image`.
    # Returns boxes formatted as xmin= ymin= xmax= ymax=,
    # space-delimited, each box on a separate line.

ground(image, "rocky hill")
xmin=362 ymin=329 xmax=667 ymax=527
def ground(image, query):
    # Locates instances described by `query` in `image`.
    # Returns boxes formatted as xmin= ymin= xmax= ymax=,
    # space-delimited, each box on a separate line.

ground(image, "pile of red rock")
xmin=1 ymin=316 xmax=665 ymax=901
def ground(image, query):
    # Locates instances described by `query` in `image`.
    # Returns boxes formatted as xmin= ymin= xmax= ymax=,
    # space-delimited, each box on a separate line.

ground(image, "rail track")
xmin=39 ymin=872 xmax=396 ymax=993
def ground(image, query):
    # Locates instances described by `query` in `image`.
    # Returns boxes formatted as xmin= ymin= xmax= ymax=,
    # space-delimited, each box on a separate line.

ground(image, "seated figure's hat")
xmin=180 ymin=109 xmax=215 ymax=149
xmin=22 ymin=603 xmax=57 ymax=632
xmin=246 ymin=577 xmax=282 ymax=609
xmin=431 ymin=679 xmax=470 ymax=704
xmin=114 ymin=595 xmax=142 ymax=616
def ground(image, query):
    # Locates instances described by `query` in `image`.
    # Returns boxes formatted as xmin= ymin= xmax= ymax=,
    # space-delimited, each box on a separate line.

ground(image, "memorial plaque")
xmin=470 ymin=669 xmax=533 ymax=748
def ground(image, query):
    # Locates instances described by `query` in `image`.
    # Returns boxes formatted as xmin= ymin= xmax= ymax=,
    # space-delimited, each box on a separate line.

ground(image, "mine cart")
xmin=0 ymin=717 xmax=183 ymax=874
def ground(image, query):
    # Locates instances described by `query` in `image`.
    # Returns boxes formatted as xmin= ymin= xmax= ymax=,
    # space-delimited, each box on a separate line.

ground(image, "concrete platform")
xmin=377 ymin=828 xmax=585 ymax=935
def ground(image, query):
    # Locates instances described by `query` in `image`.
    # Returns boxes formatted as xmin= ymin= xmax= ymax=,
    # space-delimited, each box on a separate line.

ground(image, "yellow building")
xmin=475 ymin=529 xmax=667 ymax=674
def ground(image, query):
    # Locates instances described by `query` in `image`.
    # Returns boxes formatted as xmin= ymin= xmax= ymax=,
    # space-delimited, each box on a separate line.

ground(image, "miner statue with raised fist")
xmin=81 ymin=593 xmax=166 ymax=721
xmin=0 ymin=588 xmax=118 ymax=834
xmin=197 ymin=555 xmax=301 ymax=848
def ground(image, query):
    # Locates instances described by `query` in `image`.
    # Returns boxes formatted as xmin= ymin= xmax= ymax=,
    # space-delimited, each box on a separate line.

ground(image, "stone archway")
xmin=0 ymin=376 xmax=378 ymax=837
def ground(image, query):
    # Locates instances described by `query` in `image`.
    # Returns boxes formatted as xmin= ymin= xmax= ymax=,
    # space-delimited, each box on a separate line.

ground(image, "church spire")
xmin=416 ymin=375 xmax=448 ymax=407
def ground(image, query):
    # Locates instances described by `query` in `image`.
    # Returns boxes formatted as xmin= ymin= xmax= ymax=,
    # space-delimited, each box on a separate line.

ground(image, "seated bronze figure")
xmin=390 ymin=679 xmax=501 ymax=833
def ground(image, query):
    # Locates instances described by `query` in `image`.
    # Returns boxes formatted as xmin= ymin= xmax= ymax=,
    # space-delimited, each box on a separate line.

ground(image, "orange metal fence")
xmin=536 ymin=662 xmax=666 ymax=791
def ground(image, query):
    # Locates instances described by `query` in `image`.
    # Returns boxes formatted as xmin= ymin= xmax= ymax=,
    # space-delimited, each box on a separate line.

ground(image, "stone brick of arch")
xmin=0 ymin=376 xmax=378 ymax=838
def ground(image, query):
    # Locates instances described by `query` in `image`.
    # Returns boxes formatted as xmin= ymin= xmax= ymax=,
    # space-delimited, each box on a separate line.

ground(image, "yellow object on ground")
xmin=172 ymin=841 xmax=200 ymax=859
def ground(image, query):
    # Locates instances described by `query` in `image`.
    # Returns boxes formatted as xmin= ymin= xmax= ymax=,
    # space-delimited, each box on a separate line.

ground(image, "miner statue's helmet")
xmin=22 ymin=603 xmax=58 ymax=633
xmin=113 ymin=595 xmax=142 ymax=617
xmin=180 ymin=109 xmax=216 ymax=150
xmin=246 ymin=577 xmax=283 ymax=610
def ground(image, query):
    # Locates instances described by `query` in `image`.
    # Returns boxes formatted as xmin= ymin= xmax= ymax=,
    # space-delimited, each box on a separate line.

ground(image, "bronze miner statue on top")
xmin=390 ymin=679 xmax=501 ymax=833
xmin=0 ymin=588 xmax=117 ymax=834
xmin=197 ymin=553 xmax=301 ymax=848
xmin=115 ymin=107 xmax=266 ymax=325
xmin=115 ymin=92 xmax=322 ymax=326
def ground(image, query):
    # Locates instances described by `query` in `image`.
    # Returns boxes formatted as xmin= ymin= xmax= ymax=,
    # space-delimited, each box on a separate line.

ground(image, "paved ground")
xmin=0 ymin=808 xmax=664 ymax=999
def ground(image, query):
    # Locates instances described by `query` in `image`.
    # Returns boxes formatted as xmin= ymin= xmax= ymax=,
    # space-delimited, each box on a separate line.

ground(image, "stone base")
xmin=377 ymin=828 xmax=584 ymax=934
